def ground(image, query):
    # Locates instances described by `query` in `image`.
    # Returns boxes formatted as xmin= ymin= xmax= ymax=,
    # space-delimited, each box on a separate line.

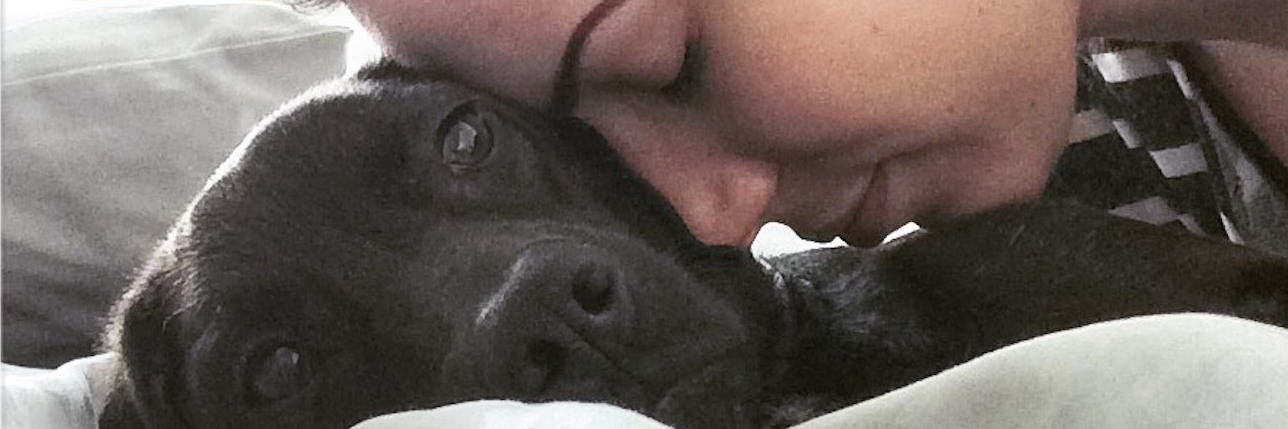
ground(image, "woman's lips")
xmin=842 ymin=162 xmax=894 ymax=247
xmin=765 ymin=165 xmax=877 ymax=244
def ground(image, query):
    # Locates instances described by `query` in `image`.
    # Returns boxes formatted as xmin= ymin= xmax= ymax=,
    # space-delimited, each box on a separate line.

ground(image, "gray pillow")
xmin=2 ymin=1 xmax=352 ymax=367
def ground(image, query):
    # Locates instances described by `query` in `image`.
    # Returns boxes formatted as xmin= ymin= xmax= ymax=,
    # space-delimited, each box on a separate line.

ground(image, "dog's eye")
xmin=246 ymin=346 xmax=310 ymax=404
xmin=438 ymin=111 xmax=494 ymax=168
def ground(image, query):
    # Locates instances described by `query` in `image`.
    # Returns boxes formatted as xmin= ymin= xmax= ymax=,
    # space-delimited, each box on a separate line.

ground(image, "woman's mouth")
xmin=842 ymin=162 xmax=895 ymax=247
xmin=762 ymin=162 xmax=885 ymax=245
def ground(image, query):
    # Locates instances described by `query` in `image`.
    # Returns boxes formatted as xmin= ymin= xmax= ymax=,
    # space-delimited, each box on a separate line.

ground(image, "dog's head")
xmin=102 ymin=62 xmax=785 ymax=429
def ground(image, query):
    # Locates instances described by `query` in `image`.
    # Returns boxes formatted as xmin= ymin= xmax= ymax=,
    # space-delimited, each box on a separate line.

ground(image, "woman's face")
xmin=346 ymin=0 xmax=1080 ymax=246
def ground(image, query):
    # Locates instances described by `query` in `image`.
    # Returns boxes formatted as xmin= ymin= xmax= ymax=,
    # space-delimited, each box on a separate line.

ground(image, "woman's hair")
xmin=281 ymin=0 xmax=345 ymax=13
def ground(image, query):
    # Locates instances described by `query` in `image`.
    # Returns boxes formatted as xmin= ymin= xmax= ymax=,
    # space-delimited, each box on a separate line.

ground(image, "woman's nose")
xmin=572 ymin=97 xmax=780 ymax=247
xmin=666 ymin=160 xmax=780 ymax=247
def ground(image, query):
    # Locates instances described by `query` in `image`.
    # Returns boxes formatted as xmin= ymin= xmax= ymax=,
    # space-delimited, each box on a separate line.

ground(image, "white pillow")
xmin=1 ymin=0 xmax=352 ymax=367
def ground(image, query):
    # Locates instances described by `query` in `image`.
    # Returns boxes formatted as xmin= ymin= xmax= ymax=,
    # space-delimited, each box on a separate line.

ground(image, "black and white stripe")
xmin=1046 ymin=41 xmax=1231 ymax=238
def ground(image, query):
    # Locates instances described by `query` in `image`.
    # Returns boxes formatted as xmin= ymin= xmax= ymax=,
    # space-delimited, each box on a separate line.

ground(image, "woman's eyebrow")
xmin=549 ymin=0 xmax=630 ymax=117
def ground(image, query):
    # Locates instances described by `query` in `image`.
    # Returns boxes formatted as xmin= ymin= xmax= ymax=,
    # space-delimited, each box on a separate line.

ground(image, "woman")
xmin=314 ymin=0 xmax=1285 ymax=252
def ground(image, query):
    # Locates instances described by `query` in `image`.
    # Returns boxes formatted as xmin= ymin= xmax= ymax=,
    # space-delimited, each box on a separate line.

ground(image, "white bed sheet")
xmin=5 ymin=314 xmax=1286 ymax=429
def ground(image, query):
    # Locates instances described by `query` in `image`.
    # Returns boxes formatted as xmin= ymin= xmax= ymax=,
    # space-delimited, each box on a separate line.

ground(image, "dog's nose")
xmin=451 ymin=241 xmax=640 ymax=399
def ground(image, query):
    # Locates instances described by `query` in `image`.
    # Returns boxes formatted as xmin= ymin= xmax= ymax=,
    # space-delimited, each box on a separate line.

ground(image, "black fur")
xmin=100 ymin=62 xmax=1288 ymax=429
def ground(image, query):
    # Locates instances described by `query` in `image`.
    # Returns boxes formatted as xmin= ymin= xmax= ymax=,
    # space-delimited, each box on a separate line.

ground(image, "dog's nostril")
xmin=522 ymin=340 xmax=565 ymax=394
xmin=572 ymin=265 xmax=616 ymax=316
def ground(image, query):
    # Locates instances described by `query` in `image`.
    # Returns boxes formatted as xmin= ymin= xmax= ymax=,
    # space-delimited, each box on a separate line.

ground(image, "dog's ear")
xmin=98 ymin=387 xmax=150 ymax=429
xmin=351 ymin=57 xmax=446 ymax=84
xmin=99 ymin=250 xmax=191 ymax=429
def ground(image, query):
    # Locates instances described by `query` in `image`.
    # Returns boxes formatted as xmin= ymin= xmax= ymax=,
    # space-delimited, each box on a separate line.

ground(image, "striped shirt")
xmin=1044 ymin=39 xmax=1288 ymax=258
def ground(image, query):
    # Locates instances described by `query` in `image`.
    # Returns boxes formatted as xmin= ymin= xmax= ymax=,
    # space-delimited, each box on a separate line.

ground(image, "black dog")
xmin=99 ymin=62 xmax=1288 ymax=429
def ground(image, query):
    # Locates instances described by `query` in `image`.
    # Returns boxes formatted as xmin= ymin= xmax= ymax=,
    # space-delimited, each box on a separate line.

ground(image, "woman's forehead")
xmin=346 ymin=0 xmax=617 ymax=109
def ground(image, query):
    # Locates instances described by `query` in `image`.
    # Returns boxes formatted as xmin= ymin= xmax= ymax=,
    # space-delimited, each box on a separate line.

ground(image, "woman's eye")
xmin=247 ymin=346 xmax=310 ymax=404
xmin=438 ymin=112 xmax=495 ymax=168
xmin=660 ymin=43 xmax=704 ymax=100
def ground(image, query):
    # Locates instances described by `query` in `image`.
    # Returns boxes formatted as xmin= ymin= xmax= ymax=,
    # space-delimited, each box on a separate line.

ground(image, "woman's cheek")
xmin=698 ymin=0 xmax=1079 ymax=162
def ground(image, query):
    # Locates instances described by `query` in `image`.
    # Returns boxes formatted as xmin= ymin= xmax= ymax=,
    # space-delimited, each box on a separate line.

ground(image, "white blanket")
xmin=5 ymin=314 xmax=1287 ymax=429
xmin=2 ymin=354 xmax=117 ymax=429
